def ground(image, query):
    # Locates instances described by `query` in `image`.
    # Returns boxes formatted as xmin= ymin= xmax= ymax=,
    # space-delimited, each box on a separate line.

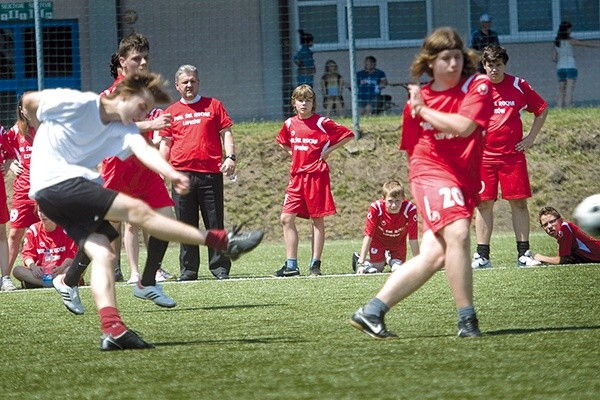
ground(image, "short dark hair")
xmin=118 ymin=32 xmax=149 ymax=58
xmin=539 ymin=206 xmax=561 ymax=224
xmin=482 ymin=44 xmax=509 ymax=66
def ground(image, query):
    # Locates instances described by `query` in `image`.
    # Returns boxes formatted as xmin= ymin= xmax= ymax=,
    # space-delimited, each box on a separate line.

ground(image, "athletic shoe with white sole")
xmin=155 ymin=268 xmax=176 ymax=282
xmin=349 ymin=307 xmax=398 ymax=340
xmin=100 ymin=330 xmax=154 ymax=351
xmin=272 ymin=264 xmax=300 ymax=277
xmin=471 ymin=252 xmax=493 ymax=269
xmin=52 ymin=274 xmax=84 ymax=315
xmin=222 ymin=225 xmax=264 ymax=261
xmin=133 ymin=283 xmax=176 ymax=308
xmin=126 ymin=273 xmax=139 ymax=285
xmin=517 ymin=250 xmax=542 ymax=268
xmin=457 ymin=315 xmax=482 ymax=337
xmin=1 ymin=276 xmax=17 ymax=291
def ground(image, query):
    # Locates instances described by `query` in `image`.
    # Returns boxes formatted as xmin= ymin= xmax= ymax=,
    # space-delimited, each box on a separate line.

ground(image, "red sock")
xmin=99 ymin=306 xmax=127 ymax=337
xmin=205 ymin=229 xmax=228 ymax=251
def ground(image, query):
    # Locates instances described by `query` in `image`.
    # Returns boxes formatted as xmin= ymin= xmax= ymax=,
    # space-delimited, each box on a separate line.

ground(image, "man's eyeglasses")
xmin=541 ymin=218 xmax=558 ymax=228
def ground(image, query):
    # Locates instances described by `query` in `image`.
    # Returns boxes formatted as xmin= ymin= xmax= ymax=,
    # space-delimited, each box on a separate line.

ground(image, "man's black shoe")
xmin=176 ymin=274 xmax=198 ymax=282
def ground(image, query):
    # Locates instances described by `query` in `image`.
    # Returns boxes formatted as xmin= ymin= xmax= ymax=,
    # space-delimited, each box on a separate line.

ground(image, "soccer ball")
xmin=573 ymin=194 xmax=600 ymax=236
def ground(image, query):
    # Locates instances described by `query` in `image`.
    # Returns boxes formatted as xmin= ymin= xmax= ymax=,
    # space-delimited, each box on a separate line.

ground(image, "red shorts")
xmin=368 ymin=240 xmax=407 ymax=263
xmin=106 ymin=170 xmax=174 ymax=210
xmin=479 ymin=158 xmax=531 ymax=201
xmin=282 ymin=172 xmax=336 ymax=219
xmin=410 ymin=176 xmax=477 ymax=234
xmin=10 ymin=197 xmax=39 ymax=229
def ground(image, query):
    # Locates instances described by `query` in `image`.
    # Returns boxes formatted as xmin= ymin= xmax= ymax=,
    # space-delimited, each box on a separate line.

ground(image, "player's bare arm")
xmin=321 ymin=137 xmax=352 ymax=161
xmin=516 ymin=107 xmax=548 ymax=151
xmin=409 ymin=83 xmax=479 ymax=137
xmin=136 ymin=113 xmax=172 ymax=132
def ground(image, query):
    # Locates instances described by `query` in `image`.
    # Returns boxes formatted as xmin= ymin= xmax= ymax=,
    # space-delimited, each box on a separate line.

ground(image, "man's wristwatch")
xmin=225 ymin=154 xmax=237 ymax=162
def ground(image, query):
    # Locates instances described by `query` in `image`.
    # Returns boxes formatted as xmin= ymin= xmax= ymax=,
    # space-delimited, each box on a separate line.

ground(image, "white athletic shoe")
xmin=517 ymin=250 xmax=542 ymax=268
xmin=133 ymin=283 xmax=176 ymax=308
xmin=471 ymin=253 xmax=493 ymax=269
xmin=155 ymin=268 xmax=176 ymax=283
xmin=127 ymin=273 xmax=140 ymax=285
xmin=1 ymin=276 xmax=17 ymax=291
xmin=52 ymin=274 xmax=85 ymax=315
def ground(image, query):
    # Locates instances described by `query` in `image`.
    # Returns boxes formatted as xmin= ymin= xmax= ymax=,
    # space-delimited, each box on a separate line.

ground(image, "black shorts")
xmin=34 ymin=177 xmax=120 ymax=247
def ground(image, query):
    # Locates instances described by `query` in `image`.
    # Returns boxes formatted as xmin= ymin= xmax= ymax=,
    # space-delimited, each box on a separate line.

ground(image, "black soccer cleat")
xmin=100 ymin=330 xmax=155 ymax=351
xmin=272 ymin=264 xmax=300 ymax=277
xmin=457 ymin=315 xmax=482 ymax=338
xmin=222 ymin=224 xmax=264 ymax=261
xmin=349 ymin=308 xmax=398 ymax=340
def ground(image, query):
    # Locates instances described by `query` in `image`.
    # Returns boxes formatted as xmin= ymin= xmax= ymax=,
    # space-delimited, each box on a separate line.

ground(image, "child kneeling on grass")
xmin=352 ymin=180 xmax=419 ymax=274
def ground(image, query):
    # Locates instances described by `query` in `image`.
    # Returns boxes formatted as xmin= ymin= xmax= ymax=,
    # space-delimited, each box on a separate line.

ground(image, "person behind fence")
xmin=13 ymin=206 xmax=77 ymax=289
xmin=534 ymin=206 xmax=600 ymax=265
xmin=320 ymin=59 xmax=345 ymax=118
xmin=351 ymin=180 xmax=419 ymax=275
xmin=349 ymin=27 xmax=493 ymax=340
xmin=273 ymin=84 xmax=353 ymax=278
xmin=470 ymin=13 xmax=500 ymax=72
xmin=294 ymin=30 xmax=315 ymax=87
xmin=24 ymin=71 xmax=264 ymax=351
xmin=472 ymin=44 xmax=548 ymax=270
xmin=552 ymin=21 xmax=600 ymax=108
xmin=357 ymin=55 xmax=388 ymax=115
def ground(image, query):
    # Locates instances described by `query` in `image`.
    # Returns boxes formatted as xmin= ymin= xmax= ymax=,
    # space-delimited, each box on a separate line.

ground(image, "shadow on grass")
xmin=486 ymin=325 xmax=600 ymax=336
xmin=140 ymin=303 xmax=283 ymax=313
xmin=153 ymin=336 xmax=306 ymax=348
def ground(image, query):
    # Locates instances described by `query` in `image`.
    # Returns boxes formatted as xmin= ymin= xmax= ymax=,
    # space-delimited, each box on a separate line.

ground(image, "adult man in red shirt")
xmin=160 ymin=64 xmax=237 ymax=280
xmin=535 ymin=206 xmax=600 ymax=264
xmin=472 ymin=44 xmax=548 ymax=269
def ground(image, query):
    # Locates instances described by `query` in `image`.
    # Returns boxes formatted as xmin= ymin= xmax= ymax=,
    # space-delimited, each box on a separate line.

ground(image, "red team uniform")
xmin=276 ymin=114 xmax=353 ymax=219
xmin=556 ymin=221 xmax=600 ymax=263
xmin=100 ymin=75 xmax=174 ymax=209
xmin=364 ymin=199 xmax=418 ymax=263
xmin=1 ymin=124 xmax=38 ymax=228
xmin=480 ymin=74 xmax=547 ymax=200
xmin=400 ymin=75 xmax=493 ymax=233
xmin=21 ymin=220 xmax=77 ymax=268
xmin=160 ymin=96 xmax=232 ymax=173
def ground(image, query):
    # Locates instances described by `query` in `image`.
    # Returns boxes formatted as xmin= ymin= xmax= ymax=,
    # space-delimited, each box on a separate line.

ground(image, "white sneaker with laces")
xmin=1 ymin=276 xmax=17 ymax=291
xmin=517 ymin=250 xmax=542 ymax=267
xmin=127 ymin=273 xmax=139 ymax=285
xmin=471 ymin=253 xmax=493 ymax=269
xmin=155 ymin=268 xmax=176 ymax=282
xmin=133 ymin=283 xmax=176 ymax=308
xmin=52 ymin=274 xmax=84 ymax=315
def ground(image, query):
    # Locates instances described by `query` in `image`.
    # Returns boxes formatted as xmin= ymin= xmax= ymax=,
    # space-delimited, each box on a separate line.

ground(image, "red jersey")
xmin=22 ymin=221 xmax=77 ymax=267
xmin=364 ymin=199 xmax=418 ymax=249
xmin=484 ymin=74 xmax=547 ymax=160
xmin=101 ymin=74 xmax=124 ymax=97
xmin=557 ymin=221 xmax=600 ymax=263
xmin=160 ymin=96 xmax=233 ymax=173
xmin=277 ymin=114 xmax=353 ymax=175
xmin=1 ymin=124 xmax=35 ymax=197
xmin=400 ymin=74 xmax=493 ymax=194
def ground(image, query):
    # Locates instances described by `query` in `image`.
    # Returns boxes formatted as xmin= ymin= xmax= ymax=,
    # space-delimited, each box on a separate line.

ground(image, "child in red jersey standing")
xmin=352 ymin=180 xmax=419 ymax=274
xmin=273 ymin=84 xmax=354 ymax=277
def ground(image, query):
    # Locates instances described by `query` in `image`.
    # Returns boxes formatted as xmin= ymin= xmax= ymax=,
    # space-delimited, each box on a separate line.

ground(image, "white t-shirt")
xmin=29 ymin=89 xmax=146 ymax=198
xmin=556 ymin=40 xmax=576 ymax=70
